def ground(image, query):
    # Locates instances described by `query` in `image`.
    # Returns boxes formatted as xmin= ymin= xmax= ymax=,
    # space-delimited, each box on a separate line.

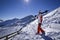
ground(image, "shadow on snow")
xmin=41 ymin=33 xmax=53 ymax=40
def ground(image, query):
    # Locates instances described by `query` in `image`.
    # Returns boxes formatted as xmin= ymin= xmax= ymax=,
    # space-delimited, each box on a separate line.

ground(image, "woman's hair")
xmin=39 ymin=11 xmax=42 ymax=14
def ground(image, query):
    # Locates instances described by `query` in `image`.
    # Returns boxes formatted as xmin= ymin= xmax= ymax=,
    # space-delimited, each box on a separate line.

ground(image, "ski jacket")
xmin=37 ymin=14 xmax=43 ymax=23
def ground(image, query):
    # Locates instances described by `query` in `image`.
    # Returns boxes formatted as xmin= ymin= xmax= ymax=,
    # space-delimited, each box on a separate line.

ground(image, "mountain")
xmin=0 ymin=15 xmax=35 ymax=38
xmin=43 ymin=7 xmax=60 ymax=23
xmin=0 ymin=15 xmax=35 ymax=27
xmin=0 ymin=19 xmax=3 ymax=23
xmin=0 ymin=7 xmax=60 ymax=40
xmin=11 ymin=7 xmax=60 ymax=40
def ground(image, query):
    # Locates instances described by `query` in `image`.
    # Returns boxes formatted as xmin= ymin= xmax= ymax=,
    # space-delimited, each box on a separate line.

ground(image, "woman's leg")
xmin=40 ymin=23 xmax=45 ymax=34
xmin=40 ymin=27 xmax=45 ymax=33
xmin=37 ymin=23 xmax=41 ymax=34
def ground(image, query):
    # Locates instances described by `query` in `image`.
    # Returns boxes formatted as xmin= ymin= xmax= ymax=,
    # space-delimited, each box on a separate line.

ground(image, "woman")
xmin=36 ymin=11 xmax=45 ymax=35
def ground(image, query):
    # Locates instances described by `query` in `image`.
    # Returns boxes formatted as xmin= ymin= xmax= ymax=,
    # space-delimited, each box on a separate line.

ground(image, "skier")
xmin=36 ymin=10 xmax=48 ymax=35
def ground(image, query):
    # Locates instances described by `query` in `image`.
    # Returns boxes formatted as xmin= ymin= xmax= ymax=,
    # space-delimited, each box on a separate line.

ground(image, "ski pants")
xmin=37 ymin=23 xmax=45 ymax=34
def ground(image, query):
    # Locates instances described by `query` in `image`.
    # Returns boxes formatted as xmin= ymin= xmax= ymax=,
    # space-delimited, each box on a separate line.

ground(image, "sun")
xmin=24 ymin=0 xmax=29 ymax=3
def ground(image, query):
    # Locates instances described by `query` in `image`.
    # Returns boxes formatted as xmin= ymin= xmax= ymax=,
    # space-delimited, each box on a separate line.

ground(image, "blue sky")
xmin=0 ymin=0 xmax=60 ymax=20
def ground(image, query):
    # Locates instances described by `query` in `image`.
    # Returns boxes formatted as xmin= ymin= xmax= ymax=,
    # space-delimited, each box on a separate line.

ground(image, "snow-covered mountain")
xmin=43 ymin=7 xmax=60 ymax=28
xmin=0 ymin=7 xmax=60 ymax=40
xmin=0 ymin=19 xmax=3 ymax=23
xmin=0 ymin=15 xmax=35 ymax=27
xmin=0 ymin=15 xmax=35 ymax=38
xmin=43 ymin=7 xmax=60 ymax=24
xmin=11 ymin=7 xmax=60 ymax=40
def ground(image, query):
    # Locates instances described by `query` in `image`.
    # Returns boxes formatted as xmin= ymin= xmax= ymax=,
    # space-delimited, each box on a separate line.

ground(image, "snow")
xmin=12 ymin=20 xmax=53 ymax=40
xmin=0 ymin=7 xmax=60 ymax=40
xmin=11 ymin=7 xmax=60 ymax=40
xmin=0 ymin=26 xmax=22 ymax=37
xmin=0 ymin=19 xmax=3 ymax=23
xmin=0 ymin=15 xmax=35 ymax=40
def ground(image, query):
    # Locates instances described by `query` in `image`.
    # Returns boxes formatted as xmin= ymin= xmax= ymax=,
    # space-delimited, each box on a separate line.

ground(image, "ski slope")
xmin=0 ymin=7 xmax=60 ymax=40
xmin=11 ymin=7 xmax=60 ymax=40
xmin=0 ymin=15 xmax=35 ymax=38
xmin=12 ymin=20 xmax=60 ymax=40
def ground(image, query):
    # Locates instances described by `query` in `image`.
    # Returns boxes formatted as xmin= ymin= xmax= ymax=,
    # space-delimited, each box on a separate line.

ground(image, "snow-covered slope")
xmin=0 ymin=7 xmax=60 ymax=40
xmin=11 ymin=7 xmax=60 ymax=40
xmin=0 ymin=15 xmax=35 ymax=38
xmin=43 ymin=7 xmax=60 ymax=24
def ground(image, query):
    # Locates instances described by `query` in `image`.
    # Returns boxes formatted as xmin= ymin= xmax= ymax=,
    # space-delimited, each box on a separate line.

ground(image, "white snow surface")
xmin=12 ymin=19 xmax=60 ymax=40
xmin=0 ymin=26 xmax=23 ymax=37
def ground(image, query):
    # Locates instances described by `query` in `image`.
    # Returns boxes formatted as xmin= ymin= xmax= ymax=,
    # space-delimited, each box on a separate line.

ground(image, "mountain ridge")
xmin=0 ymin=15 xmax=35 ymax=27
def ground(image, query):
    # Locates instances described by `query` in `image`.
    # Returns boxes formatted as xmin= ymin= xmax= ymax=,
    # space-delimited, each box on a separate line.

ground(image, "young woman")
xmin=36 ymin=11 xmax=45 ymax=34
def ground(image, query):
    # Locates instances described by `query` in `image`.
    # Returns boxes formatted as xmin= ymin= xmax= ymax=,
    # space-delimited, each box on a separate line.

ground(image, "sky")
xmin=0 ymin=0 xmax=60 ymax=20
